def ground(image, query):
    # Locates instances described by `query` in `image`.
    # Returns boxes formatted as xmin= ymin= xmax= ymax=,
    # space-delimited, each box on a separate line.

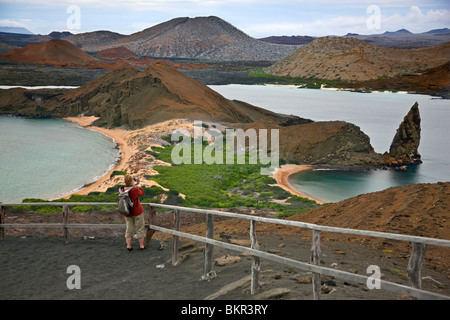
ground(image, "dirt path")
xmin=2 ymin=190 xmax=448 ymax=302
xmin=1 ymin=232 xmax=448 ymax=301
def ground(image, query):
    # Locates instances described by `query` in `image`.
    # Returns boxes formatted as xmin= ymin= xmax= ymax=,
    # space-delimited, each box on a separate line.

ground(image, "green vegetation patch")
xmin=12 ymin=138 xmax=320 ymax=218
xmin=150 ymin=143 xmax=319 ymax=217
xmin=13 ymin=184 xmax=184 ymax=214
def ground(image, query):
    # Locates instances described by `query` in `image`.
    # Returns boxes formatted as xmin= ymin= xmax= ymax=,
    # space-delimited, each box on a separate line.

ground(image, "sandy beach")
xmin=63 ymin=116 xmax=195 ymax=197
xmin=64 ymin=116 xmax=324 ymax=204
xmin=271 ymin=164 xmax=324 ymax=204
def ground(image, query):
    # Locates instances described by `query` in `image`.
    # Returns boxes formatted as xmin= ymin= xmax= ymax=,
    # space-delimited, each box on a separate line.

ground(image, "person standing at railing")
xmin=122 ymin=175 xmax=145 ymax=251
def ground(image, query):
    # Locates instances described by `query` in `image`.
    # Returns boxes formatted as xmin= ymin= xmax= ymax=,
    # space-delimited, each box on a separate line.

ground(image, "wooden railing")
xmin=1 ymin=202 xmax=449 ymax=300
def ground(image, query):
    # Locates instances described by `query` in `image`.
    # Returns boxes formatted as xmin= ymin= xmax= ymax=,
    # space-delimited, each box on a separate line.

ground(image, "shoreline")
xmin=63 ymin=116 xmax=136 ymax=196
xmin=62 ymin=116 xmax=192 ymax=198
xmin=271 ymin=164 xmax=325 ymax=204
xmin=63 ymin=116 xmax=326 ymax=205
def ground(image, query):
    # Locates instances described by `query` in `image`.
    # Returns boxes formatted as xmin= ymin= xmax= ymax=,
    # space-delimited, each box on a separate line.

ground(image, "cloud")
xmin=381 ymin=6 xmax=450 ymax=32
xmin=242 ymin=5 xmax=450 ymax=37
xmin=1 ymin=1 xmax=448 ymax=36
xmin=0 ymin=18 xmax=36 ymax=32
xmin=0 ymin=19 xmax=28 ymax=28
xmin=242 ymin=16 xmax=370 ymax=37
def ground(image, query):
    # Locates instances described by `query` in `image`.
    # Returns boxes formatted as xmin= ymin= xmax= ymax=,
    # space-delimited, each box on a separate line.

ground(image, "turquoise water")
xmin=211 ymin=85 xmax=450 ymax=202
xmin=288 ymin=167 xmax=423 ymax=203
xmin=0 ymin=116 xmax=120 ymax=203
xmin=1 ymin=85 xmax=449 ymax=204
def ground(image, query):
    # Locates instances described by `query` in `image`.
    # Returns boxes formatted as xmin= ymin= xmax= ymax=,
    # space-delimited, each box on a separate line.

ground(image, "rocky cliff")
xmin=386 ymin=102 xmax=421 ymax=165
xmin=245 ymin=117 xmax=383 ymax=166
xmin=243 ymin=102 xmax=423 ymax=167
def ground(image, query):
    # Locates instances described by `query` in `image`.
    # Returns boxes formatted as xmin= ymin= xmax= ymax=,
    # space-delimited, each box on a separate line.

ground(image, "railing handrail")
xmin=1 ymin=201 xmax=449 ymax=300
xmin=2 ymin=202 xmax=449 ymax=248
xmin=150 ymin=224 xmax=450 ymax=300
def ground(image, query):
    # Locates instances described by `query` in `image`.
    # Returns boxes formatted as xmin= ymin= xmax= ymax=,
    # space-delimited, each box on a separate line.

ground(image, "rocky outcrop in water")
xmin=245 ymin=118 xmax=383 ymax=167
xmin=386 ymin=102 xmax=421 ymax=165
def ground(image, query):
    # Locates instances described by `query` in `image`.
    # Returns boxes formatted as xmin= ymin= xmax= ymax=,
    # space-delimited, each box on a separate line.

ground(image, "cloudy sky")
xmin=0 ymin=0 xmax=449 ymax=37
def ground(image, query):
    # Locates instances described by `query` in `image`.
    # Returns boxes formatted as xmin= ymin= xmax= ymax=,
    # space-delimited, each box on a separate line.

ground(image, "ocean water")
xmin=210 ymin=85 xmax=450 ymax=202
xmin=0 ymin=116 xmax=120 ymax=203
xmin=1 ymin=85 xmax=448 ymax=204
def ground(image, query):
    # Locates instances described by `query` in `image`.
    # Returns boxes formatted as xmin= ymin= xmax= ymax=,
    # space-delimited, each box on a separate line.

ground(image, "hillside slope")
xmin=216 ymin=182 xmax=449 ymax=274
xmin=266 ymin=36 xmax=450 ymax=81
xmin=0 ymin=39 xmax=97 ymax=66
xmin=294 ymin=182 xmax=449 ymax=240
xmin=65 ymin=30 xmax=126 ymax=51
xmin=0 ymin=39 xmax=130 ymax=70
xmin=0 ymin=64 xmax=290 ymax=127
xmin=95 ymin=46 xmax=210 ymax=70
xmin=69 ymin=16 xmax=300 ymax=61
xmin=60 ymin=63 xmax=286 ymax=128
xmin=289 ymin=182 xmax=450 ymax=271
xmin=342 ymin=60 xmax=450 ymax=97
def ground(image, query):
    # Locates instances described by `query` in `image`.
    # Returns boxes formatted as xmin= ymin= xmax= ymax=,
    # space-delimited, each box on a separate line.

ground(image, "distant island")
xmin=1 ymin=16 xmax=448 ymax=97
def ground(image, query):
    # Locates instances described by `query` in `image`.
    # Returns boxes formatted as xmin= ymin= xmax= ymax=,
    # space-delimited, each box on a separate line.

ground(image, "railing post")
xmin=145 ymin=205 xmax=157 ymax=246
xmin=203 ymin=213 xmax=214 ymax=278
xmin=0 ymin=206 xmax=5 ymax=240
xmin=407 ymin=242 xmax=426 ymax=290
xmin=172 ymin=209 xmax=181 ymax=266
xmin=250 ymin=219 xmax=260 ymax=294
xmin=311 ymin=230 xmax=321 ymax=300
xmin=62 ymin=205 xmax=70 ymax=244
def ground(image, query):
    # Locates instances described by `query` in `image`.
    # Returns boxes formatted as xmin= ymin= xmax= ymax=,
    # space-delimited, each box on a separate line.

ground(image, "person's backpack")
xmin=117 ymin=187 xmax=134 ymax=215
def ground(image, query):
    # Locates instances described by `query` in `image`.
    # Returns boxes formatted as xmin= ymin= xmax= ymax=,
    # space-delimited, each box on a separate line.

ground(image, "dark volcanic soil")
xmin=1 ymin=207 xmax=448 ymax=301
xmin=0 ymin=62 xmax=110 ymax=86
xmin=2 ymin=61 xmax=448 ymax=98
xmin=0 ymin=61 xmax=274 ymax=87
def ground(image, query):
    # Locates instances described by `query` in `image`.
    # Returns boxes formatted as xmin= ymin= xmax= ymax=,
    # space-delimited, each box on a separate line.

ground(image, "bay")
xmin=0 ymin=116 xmax=120 ymax=203
xmin=210 ymin=84 xmax=450 ymax=202
xmin=2 ymin=84 xmax=448 ymax=204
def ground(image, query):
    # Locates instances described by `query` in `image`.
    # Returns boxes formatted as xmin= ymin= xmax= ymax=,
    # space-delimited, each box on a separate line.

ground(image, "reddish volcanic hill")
xmin=0 ymin=39 xmax=130 ymax=70
xmin=1 ymin=39 xmax=97 ymax=66
xmin=96 ymin=46 xmax=139 ymax=61
xmin=60 ymin=63 xmax=283 ymax=128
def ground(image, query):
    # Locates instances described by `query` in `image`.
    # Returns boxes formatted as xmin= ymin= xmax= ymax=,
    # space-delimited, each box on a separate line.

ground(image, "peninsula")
xmin=0 ymin=63 xmax=422 ymax=204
